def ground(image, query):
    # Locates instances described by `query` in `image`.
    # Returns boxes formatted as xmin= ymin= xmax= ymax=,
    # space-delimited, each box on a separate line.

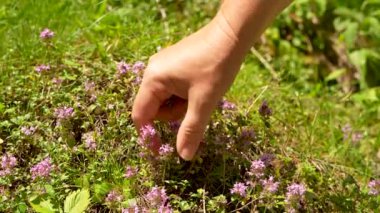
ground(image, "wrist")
xmin=200 ymin=13 xmax=249 ymax=65
xmin=217 ymin=0 xmax=293 ymax=50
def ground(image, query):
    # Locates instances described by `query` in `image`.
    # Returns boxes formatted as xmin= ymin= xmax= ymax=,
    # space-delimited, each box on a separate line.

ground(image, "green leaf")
xmin=16 ymin=202 xmax=28 ymax=213
xmin=63 ymin=59 xmax=81 ymax=68
xmin=362 ymin=0 xmax=380 ymax=11
xmin=350 ymin=49 xmax=370 ymax=89
xmin=63 ymin=189 xmax=90 ymax=213
xmin=74 ymin=175 xmax=90 ymax=189
xmin=325 ymin=69 xmax=346 ymax=82
xmin=45 ymin=185 xmax=55 ymax=197
xmin=0 ymin=102 xmax=5 ymax=114
xmin=352 ymin=88 xmax=379 ymax=103
xmin=342 ymin=22 xmax=358 ymax=49
xmin=93 ymin=182 xmax=112 ymax=203
xmin=334 ymin=7 xmax=363 ymax=22
xmin=29 ymin=197 xmax=57 ymax=213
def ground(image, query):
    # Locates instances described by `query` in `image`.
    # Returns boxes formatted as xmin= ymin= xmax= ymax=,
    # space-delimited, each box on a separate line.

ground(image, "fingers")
xmin=132 ymin=80 xmax=171 ymax=132
xmin=132 ymin=87 xmax=158 ymax=130
xmin=176 ymin=90 xmax=217 ymax=161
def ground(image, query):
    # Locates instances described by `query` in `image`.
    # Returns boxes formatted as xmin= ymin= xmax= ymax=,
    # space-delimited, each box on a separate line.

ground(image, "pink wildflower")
xmin=0 ymin=154 xmax=17 ymax=176
xmin=230 ymin=182 xmax=248 ymax=197
xmin=341 ymin=123 xmax=352 ymax=140
xmin=219 ymin=100 xmax=236 ymax=110
xmin=117 ymin=61 xmax=131 ymax=75
xmin=249 ymin=160 xmax=266 ymax=178
xmin=124 ymin=166 xmax=138 ymax=178
xmin=40 ymin=28 xmax=54 ymax=39
xmin=82 ymin=132 xmax=96 ymax=150
xmin=105 ymin=190 xmax=123 ymax=202
xmin=30 ymin=157 xmax=53 ymax=180
xmin=52 ymin=77 xmax=63 ymax=85
xmin=261 ymin=176 xmax=280 ymax=193
xmin=352 ymin=131 xmax=363 ymax=143
xmin=285 ymin=183 xmax=306 ymax=203
xmin=122 ymin=205 xmax=141 ymax=213
xmin=54 ymin=106 xmax=74 ymax=119
xmin=132 ymin=61 xmax=145 ymax=73
xmin=84 ymin=81 xmax=96 ymax=92
xmin=35 ymin=64 xmax=50 ymax=73
xmin=146 ymin=186 xmax=168 ymax=207
xmin=159 ymin=144 xmax=174 ymax=157
xmin=133 ymin=76 xmax=142 ymax=85
xmin=158 ymin=205 xmax=173 ymax=213
xmin=21 ymin=126 xmax=37 ymax=136
xmin=368 ymin=180 xmax=380 ymax=195
xmin=139 ymin=124 xmax=156 ymax=147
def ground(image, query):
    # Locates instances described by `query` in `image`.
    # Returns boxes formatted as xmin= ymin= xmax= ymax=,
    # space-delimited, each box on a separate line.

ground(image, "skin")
xmin=132 ymin=0 xmax=293 ymax=160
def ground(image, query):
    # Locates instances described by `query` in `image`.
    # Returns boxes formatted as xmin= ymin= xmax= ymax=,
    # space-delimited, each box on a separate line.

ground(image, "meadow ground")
xmin=0 ymin=0 xmax=380 ymax=212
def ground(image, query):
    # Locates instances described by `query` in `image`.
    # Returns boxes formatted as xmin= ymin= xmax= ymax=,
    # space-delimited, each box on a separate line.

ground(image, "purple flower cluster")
xmin=21 ymin=126 xmax=37 ymax=136
xmin=52 ymin=77 xmax=63 ymax=85
xmin=54 ymin=106 xmax=74 ymax=120
xmin=30 ymin=157 xmax=53 ymax=180
xmin=341 ymin=123 xmax=363 ymax=143
xmin=249 ymin=160 xmax=266 ymax=178
xmin=35 ymin=64 xmax=50 ymax=73
xmin=146 ymin=186 xmax=169 ymax=208
xmin=40 ymin=28 xmax=54 ymax=39
xmin=134 ymin=76 xmax=142 ymax=85
xmin=285 ymin=183 xmax=306 ymax=203
xmin=261 ymin=176 xmax=280 ymax=193
xmin=0 ymin=154 xmax=17 ymax=176
xmin=158 ymin=205 xmax=173 ymax=213
xmin=368 ymin=180 xmax=380 ymax=195
xmin=260 ymin=153 xmax=275 ymax=166
xmin=122 ymin=206 xmax=142 ymax=213
xmin=132 ymin=61 xmax=145 ymax=73
xmin=123 ymin=204 xmax=170 ymax=213
xmin=105 ymin=190 xmax=123 ymax=202
xmin=241 ymin=127 xmax=255 ymax=139
xmin=116 ymin=61 xmax=145 ymax=84
xmin=82 ymin=132 xmax=96 ymax=150
xmin=341 ymin=123 xmax=352 ymax=140
xmin=352 ymin=132 xmax=363 ymax=143
xmin=259 ymin=101 xmax=272 ymax=117
xmin=117 ymin=61 xmax=131 ymax=75
xmin=219 ymin=100 xmax=236 ymax=110
xmin=139 ymin=124 xmax=157 ymax=147
xmin=168 ymin=120 xmax=181 ymax=133
xmin=84 ymin=81 xmax=96 ymax=92
xmin=230 ymin=182 xmax=248 ymax=197
xmin=159 ymin=144 xmax=174 ymax=157
xmin=124 ymin=166 xmax=138 ymax=178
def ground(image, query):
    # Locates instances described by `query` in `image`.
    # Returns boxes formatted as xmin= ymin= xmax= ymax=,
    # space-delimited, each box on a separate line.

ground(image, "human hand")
xmin=132 ymin=15 xmax=247 ymax=160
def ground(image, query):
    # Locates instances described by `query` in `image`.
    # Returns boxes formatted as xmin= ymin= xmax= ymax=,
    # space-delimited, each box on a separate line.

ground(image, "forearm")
xmin=209 ymin=0 xmax=292 ymax=58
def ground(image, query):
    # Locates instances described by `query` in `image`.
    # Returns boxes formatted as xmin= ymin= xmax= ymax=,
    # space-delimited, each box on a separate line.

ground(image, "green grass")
xmin=1 ymin=0 xmax=380 ymax=212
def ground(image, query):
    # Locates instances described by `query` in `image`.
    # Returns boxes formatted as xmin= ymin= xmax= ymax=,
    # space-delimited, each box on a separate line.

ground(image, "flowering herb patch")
xmin=0 ymin=1 xmax=379 ymax=212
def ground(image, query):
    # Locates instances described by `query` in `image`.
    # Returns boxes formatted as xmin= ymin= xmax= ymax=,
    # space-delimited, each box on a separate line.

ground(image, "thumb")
xmin=176 ymin=91 xmax=217 ymax=161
